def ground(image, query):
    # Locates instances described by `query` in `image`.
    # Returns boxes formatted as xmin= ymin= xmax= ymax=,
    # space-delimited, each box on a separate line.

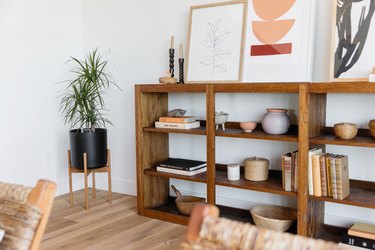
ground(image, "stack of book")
xmin=307 ymin=148 xmax=350 ymax=200
xmin=156 ymin=158 xmax=207 ymax=176
xmin=281 ymin=150 xmax=298 ymax=192
xmin=339 ymin=223 xmax=375 ymax=249
xmin=155 ymin=116 xmax=200 ymax=129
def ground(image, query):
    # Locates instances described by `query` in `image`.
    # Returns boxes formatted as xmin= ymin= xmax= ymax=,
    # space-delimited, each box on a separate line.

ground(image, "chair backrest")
xmin=183 ymin=204 xmax=344 ymax=250
xmin=0 ymin=179 xmax=56 ymax=250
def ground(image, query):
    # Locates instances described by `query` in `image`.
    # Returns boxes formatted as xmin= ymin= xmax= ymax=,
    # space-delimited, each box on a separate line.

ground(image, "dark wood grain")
xmin=136 ymin=84 xmax=206 ymax=93
xmin=206 ymin=85 xmax=216 ymax=204
xmin=309 ymin=82 xmax=375 ymax=93
xmin=311 ymin=127 xmax=375 ymax=147
xmin=143 ymin=126 xmax=207 ymax=135
xmin=213 ymin=83 xmax=300 ymax=93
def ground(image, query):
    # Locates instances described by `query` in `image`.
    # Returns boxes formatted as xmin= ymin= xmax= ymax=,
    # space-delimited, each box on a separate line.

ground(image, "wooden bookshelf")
xmin=135 ymin=82 xmax=375 ymax=241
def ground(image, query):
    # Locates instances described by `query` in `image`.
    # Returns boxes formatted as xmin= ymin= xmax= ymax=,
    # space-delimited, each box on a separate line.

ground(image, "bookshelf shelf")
xmin=136 ymin=82 xmax=374 ymax=241
xmin=144 ymin=168 xmax=207 ymax=183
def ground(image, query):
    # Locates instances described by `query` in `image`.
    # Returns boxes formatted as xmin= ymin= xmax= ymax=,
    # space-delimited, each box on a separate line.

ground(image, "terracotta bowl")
xmin=253 ymin=0 xmax=296 ymax=20
xmin=239 ymin=122 xmax=257 ymax=132
xmin=252 ymin=19 xmax=295 ymax=44
xmin=250 ymin=205 xmax=297 ymax=232
xmin=333 ymin=122 xmax=358 ymax=140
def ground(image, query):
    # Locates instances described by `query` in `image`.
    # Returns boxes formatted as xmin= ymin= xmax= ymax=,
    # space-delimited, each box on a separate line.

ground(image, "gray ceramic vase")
xmin=262 ymin=108 xmax=290 ymax=135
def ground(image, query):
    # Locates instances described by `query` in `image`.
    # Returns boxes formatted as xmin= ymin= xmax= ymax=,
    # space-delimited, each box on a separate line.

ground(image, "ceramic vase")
xmin=262 ymin=108 xmax=290 ymax=135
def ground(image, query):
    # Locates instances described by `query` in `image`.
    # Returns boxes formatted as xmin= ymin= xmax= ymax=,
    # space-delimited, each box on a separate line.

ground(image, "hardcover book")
xmin=308 ymin=148 xmax=322 ymax=195
xmin=319 ymin=153 xmax=329 ymax=197
xmin=158 ymin=158 xmax=206 ymax=171
xmin=158 ymin=116 xmax=196 ymax=123
xmin=349 ymin=223 xmax=375 ymax=240
xmin=155 ymin=121 xmax=200 ymax=129
xmin=282 ymin=152 xmax=292 ymax=191
xmin=156 ymin=166 xmax=207 ymax=176
xmin=341 ymin=233 xmax=375 ymax=249
xmin=312 ymin=153 xmax=323 ymax=197
xmin=329 ymin=155 xmax=338 ymax=199
xmin=335 ymin=155 xmax=350 ymax=200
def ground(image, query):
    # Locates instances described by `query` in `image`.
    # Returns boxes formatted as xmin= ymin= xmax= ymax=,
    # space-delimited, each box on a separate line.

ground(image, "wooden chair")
xmin=68 ymin=149 xmax=112 ymax=209
xmin=183 ymin=204 xmax=344 ymax=250
xmin=0 ymin=179 xmax=56 ymax=250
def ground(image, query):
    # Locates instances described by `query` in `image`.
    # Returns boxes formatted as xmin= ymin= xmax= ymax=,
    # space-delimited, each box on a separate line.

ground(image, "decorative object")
xmin=239 ymin=121 xmax=257 ymax=132
xmin=59 ymin=49 xmax=120 ymax=169
xmin=262 ymin=108 xmax=290 ymax=135
xmin=215 ymin=111 xmax=229 ymax=130
xmin=369 ymin=67 xmax=375 ymax=82
xmin=167 ymin=109 xmax=186 ymax=117
xmin=171 ymin=185 xmax=205 ymax=215
xmin=330 ymin=0 xmax=375 ymax=81
xmin=333 ymin=122 xmax=358 ymax=140
xmin=68 ymin=149 xmax=112 ymax=210
xmin=243 ymin=0 xmax=316 ymax=82
xmin=179 ymin=43 xmax=185 ymax=84
xmin=159 ymin=70 xmax=177 ymax=84
xmin=244 ymin=156 xmax=269 ymax=181
xmin=250 ymin=205 xmax=297 ymax=232
xmin=169 ymin=36 xmax=175 ymax=77
xmin=186 ymin=1 xmax=246 ymax=83
xmin=227 ymin=164 xmax=240 ymax=181
xmin=369 ymin=119 xmax=375 ymax=137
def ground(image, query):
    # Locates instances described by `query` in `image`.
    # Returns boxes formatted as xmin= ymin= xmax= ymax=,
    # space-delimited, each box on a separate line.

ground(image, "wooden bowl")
xmin=250 ymin=205 xmax=297 ymax=232
xmin=239 ymin=122 xmax=257 ymax=132
xmin=172 ymin=185 xmax=205 ymax=215
xmin=369 ymin=119 xmax=375 ymax=138
xmin=333 ymin=122 xmax=358 ymax=140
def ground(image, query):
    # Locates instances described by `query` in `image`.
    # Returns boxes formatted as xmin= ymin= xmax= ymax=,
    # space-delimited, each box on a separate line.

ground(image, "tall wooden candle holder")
xmin=178 ymin=58 xmax=184 ymax=84
xmin=169 ymin=49 xmax=175 ymax=77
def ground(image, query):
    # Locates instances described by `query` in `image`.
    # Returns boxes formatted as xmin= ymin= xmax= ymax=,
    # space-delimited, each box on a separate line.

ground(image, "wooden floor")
xmin=41 ymin=189 xmax=186 ymax=250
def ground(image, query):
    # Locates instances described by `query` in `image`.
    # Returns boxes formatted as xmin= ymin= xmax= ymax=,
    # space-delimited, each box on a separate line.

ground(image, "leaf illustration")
xmin=202 ymin=40 xmax=214 ymax=48
xmin=208 ymin=22 xmax=215 ymax=34
xmin=200 ymin=55 xmax=214 ymax=65
xmin=214 ymin=64 xmax=227 ymax=72
xmin=215 ymin=19 xmax=222 ymax=32
xmin=215 ymin=49 xmax=231 ymax=59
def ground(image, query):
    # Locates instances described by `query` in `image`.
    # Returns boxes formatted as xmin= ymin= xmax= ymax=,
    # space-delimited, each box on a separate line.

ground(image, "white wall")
xmin=0 ymin=0 xmax=83 ymax=194
xmin=1 ymin=0 xmax=374 ymax=227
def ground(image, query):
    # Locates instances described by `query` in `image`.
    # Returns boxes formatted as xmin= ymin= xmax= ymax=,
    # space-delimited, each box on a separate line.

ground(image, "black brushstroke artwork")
xmin=200 ymin=19 xmax=231 ymax=74
xmin=334 ymin=0 xmax=375 ymax=78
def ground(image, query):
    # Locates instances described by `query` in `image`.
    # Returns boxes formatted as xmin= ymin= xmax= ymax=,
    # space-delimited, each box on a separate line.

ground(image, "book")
xmin=156 ymin=166 xmax=207 ymax=176
xmin=158 ymin=158 xmax=206 ymax=171
xmin=291 ymin=150 xmax=298 ymax=192
xmin=312 ymin=152 xmax=323 ymax=197
xmin=319 ymin=153 xmax=329 ymax=197
xmin=308 ymin=148 xmax=322 ymax=195
xmin=335 ymin=155 xmax=350 ymax=200
xmin=282 ymin=152 xmax=292 ymax=191
xmin=329 ymin=155 xmax=338 ymax=199
xmin=158 ymin=116 xmax=196 ymax=123
xmin=349 ymin=223 xmax=375 ymax=240
xmin=293 ymin=151 xmax=298 ymax=192
xmin=338 ymin=242 xmax=370 ymax=249
xmin=155 ymin=121 xmax=200 ymax=129
xmin=341 ymin=233 xmax=375 ymax=249
xmin=325 ymin=154 xmax=332 ymax=197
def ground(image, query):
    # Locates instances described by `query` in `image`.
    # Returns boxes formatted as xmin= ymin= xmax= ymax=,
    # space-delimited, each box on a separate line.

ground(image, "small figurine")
xmin=159 ymin=70 xmax=177 ymax=84
xmin=167 ymin=109 xmax=186 ymax=117
xmin=215 ymin=111 xmax=229 ymax=130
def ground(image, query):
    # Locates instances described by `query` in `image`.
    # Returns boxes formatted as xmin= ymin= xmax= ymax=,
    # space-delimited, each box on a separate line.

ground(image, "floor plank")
xmin=41 ymin=189 xmax=186 ymax=250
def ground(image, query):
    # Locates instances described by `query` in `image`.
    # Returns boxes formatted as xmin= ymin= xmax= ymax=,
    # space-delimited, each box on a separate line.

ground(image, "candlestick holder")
xmin=178 ymin=58 xmax=184 ymax=84
xmin=169 ymin=49 xmax=175 ymax=77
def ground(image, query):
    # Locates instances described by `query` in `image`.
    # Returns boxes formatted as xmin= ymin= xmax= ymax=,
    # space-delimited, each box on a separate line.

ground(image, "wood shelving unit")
xmin=135 ymin=82 xmax=375 ymax=241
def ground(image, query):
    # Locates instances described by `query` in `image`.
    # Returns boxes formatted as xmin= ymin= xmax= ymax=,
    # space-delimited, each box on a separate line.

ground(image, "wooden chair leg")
xmin=84 ymin=153 xmax=89 ymax=210
xmin=68 ymin=150 xmax=73 ymax=207
xmin=107 ymin=149 xmax=112 ymax=204
xmin=92 ymin=172 xmax=96 ymax=199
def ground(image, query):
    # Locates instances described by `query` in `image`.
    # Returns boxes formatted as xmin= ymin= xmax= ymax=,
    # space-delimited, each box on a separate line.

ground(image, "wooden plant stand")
xmin=68 ymin=149 xmax=112 ymax=209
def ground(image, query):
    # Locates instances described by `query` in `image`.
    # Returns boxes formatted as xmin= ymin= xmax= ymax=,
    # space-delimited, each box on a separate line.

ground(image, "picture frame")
xmin=330 ymin=0 xmax=375 ymax=82
xmin=242 ymin=0 xmax=316 ymax=82
xmin=186 ymin=1 xmax=247 ymax=83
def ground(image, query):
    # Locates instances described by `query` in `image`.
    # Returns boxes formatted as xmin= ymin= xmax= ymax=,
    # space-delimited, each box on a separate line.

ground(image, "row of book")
xmin=155 ymin=116 xmax=200 ymax=129
xmin=308 ymin=148 xmax=350 ymax=199
xmin=156 ymin=158 xmax=207 ymax=176
xmin=339 ymin=222 xmax=375 ymax=249
xmin=281 ymin=150 xmax=298 ymax=192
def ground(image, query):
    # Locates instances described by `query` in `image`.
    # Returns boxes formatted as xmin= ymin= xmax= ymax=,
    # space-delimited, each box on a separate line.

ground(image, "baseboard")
xmin=56 ymin=175 xmax=136 ymax=196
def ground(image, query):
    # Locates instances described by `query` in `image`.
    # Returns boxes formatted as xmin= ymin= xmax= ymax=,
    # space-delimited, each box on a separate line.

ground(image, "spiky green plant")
xmin=59 ymin=49 xmax=119 ymax=132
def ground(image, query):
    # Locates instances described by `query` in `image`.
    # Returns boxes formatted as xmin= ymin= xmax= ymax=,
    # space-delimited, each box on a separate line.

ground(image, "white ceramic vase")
xmin=262 ymin=108 xmax=290 ymax=135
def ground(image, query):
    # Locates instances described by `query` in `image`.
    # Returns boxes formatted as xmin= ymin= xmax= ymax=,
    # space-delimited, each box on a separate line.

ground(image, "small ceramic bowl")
xmin=333 ymin=122 xmax=358 ymax=140
xmin=239 ymin=122 xmax=257 ymax=132
xmin=215 ymin=112 xmax=229 ymax=124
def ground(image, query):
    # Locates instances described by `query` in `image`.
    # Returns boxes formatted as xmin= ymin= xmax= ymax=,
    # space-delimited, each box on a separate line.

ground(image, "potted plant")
xmin=59 ymin=49 xmax=120 ymax=169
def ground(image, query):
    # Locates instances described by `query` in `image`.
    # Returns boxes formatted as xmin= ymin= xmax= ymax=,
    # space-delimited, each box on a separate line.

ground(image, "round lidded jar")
xmin=244 ymin=156 xmax=269 ymax=181
xmin=262 ymin=108 xmax=290 ymax=135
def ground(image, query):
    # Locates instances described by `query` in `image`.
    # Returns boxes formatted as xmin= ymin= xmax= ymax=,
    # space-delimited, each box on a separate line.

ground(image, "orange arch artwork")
xmin=251 ymin=0 xmax=296 ymax=56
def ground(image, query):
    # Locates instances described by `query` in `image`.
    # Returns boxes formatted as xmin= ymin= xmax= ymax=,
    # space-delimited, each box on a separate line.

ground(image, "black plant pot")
xmin=69 ymin=128 xmax=108 ymax=169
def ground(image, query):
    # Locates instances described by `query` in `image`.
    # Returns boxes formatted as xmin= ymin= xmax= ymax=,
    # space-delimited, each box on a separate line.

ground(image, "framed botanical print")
xmin=330 ymin=0 xmax=375 ymax=82
xmin=186 ymin=1 xmax=247 ymax=83
xmin=242 ymin=0 xmax=316 ymax=82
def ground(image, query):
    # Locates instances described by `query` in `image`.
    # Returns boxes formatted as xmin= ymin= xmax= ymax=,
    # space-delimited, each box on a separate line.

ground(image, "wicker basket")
xmin=250 ymin=205 xmax=297 ymax=232
xmin=333 ymin=122 xmax=358 ymax=139
xmin=244 ymin=157 xmax=269 ymax=181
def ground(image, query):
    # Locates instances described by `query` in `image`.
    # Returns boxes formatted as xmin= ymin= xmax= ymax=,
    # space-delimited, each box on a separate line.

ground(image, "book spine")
xmin=159 ymin=117 xmax=196 ymax=123
xmin=325 ymin=155 xmax=332 ymax=197
xmin=329 ymin=156 xmax=337 ymax=199
xmin=291 ymin=151 xmax=296 ymax=192
xmin=342 ymin=234 xmax=375 ymax=249
xmin=294 ymin=152 xmax=298 ymax=192
xmin=284 ymin=158 xmax=291 ymax=192
xmin=159 ymin=164 xmax=193 ymax=171
xmin=155 ymin=121 xmax=200 ymax=129
xmin=336 ymin=156 xmax=343 ymax=200
xmin=156 ymin=166 xmax=206 ymax=176
xmin=319 ymin=155 xmax=328 ymax=197
xmin=312 ymin=154 xmax=322 ymax=197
